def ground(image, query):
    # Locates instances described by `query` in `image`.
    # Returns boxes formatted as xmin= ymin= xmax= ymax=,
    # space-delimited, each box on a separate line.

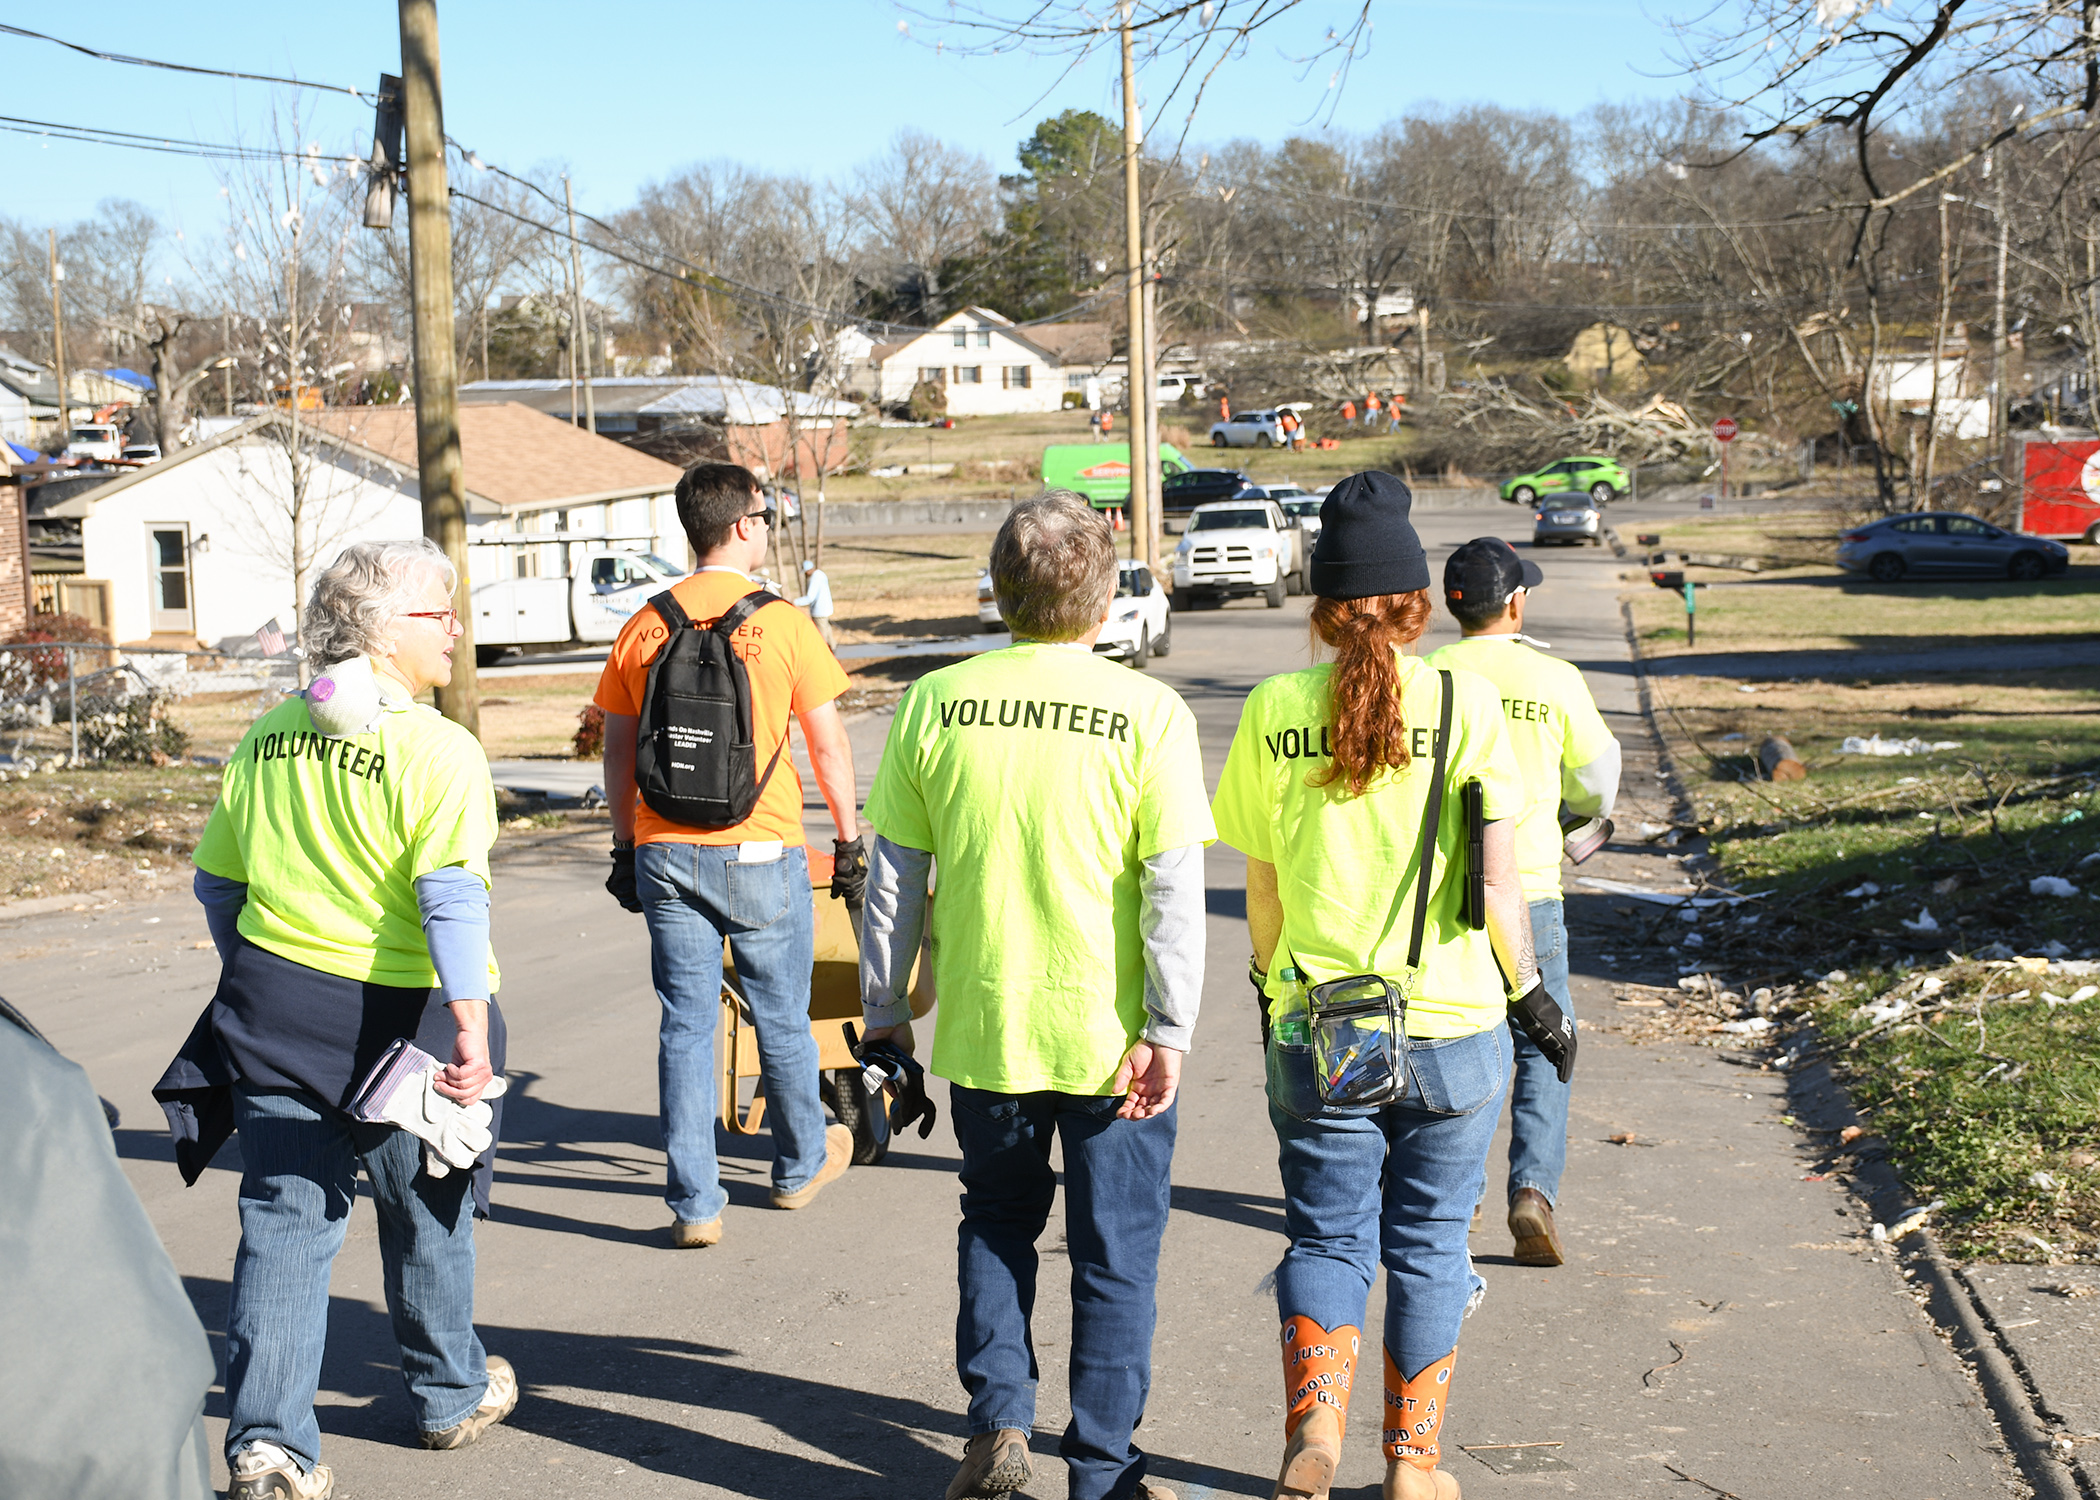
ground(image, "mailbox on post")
xmin=1650 ymin=570 xmax=1706 ymax=645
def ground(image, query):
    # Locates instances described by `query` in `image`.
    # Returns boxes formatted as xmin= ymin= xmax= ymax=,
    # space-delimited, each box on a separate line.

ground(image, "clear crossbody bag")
xmin=1301 ymin=669 xmax=1454 ymax=1109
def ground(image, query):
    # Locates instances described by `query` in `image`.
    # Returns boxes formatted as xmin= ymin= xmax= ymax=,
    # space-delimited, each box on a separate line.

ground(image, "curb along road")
xmin=1613 ymin=544 xmax=2091 ymax=1500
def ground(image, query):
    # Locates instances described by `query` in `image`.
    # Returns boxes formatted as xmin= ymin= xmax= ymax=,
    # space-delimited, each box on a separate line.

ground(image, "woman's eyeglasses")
xmin=404 ymin=608 xmax=461 ymax=629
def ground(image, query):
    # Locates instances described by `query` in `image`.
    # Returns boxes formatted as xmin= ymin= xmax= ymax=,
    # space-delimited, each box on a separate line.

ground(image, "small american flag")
xmin=256 ymin=618 xmax=287 ymax=657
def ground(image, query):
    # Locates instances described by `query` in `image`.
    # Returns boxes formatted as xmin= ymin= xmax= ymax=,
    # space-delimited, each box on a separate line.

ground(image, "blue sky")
xmin=3 ymin=1 xmax=1695 ymax=237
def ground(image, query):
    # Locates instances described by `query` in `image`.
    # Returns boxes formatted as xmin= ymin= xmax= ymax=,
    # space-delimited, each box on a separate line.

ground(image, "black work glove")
xmin=1250 ymin=959 xmax=1272 ymax=1047
xmin=605 ymin=846 xmax=642 ymax=913
xmin=1508 ymin=979 xmax=1577 ymax=1083
xmin=831 ymin=835 xmax=868 ymax=908
xmin=851 ymin=1032 xmax=939 ymax=1140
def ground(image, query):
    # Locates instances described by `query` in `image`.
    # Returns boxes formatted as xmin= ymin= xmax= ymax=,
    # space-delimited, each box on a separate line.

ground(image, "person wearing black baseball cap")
xmin=1428 ymin=538 xmax=1621 ymax=1271
xmin=1212 ymin=472 xmax=1572 ymax=1500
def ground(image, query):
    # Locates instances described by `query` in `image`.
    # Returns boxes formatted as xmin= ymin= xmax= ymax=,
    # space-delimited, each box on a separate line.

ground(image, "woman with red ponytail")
xmin=1212 ymin=471 xmax=1559 ymax=1500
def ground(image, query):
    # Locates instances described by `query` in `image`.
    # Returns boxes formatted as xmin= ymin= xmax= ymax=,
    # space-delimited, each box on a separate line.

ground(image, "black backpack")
xmin=633 ymin=588 xmax=786 ymax=829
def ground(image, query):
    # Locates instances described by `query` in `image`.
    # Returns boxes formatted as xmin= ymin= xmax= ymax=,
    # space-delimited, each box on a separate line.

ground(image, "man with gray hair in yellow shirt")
xmin=1428 ymin=537 xmax=1620 ymax=1268
xmin=858 ymin=490 xmax=1212 ymax=1500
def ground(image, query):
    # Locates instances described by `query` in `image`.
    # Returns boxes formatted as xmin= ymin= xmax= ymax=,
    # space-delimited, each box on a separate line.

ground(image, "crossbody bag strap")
xmin=1405 ymin=669 xmax=1456 ymax=970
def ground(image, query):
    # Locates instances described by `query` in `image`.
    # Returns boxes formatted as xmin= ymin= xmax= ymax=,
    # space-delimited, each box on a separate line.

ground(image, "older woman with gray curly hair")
xmin=153 ymin=537 xmax=518 ymax=1500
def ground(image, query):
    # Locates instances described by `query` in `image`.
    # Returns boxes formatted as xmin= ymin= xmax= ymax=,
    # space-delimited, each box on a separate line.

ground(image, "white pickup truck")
xmin=1170 ymin=497 xmax=1305 ymax=609
xmin=470 ymin=546 xmax=687 ymax=665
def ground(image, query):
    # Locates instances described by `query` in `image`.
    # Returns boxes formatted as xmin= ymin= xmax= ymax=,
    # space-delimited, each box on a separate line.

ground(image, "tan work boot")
xmin=419 ymin=1355 xmax=519 ymax=1450
xmin=771 ymin=1123 xmax=853 ymax=1210
xmin=1382 ymin=1349 xmax=1459 ymax=1500
xmin=1275 ymin=1316 xmax=1357 ymax=1499
xmin=1508 ymin=1188 xmax=1565 ymax=1267
xmin=945 ymin=1428 xmax=1033 ymax=1499
xmin=671 ymin=1216 xmax=722 ymax=1248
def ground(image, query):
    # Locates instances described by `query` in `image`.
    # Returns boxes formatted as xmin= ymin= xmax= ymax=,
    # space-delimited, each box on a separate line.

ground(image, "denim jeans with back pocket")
xmin=637 ymin=841 xmax=824 ymax=1225
xmin=1266 ymin=1021 xmax=1511 ymax=1379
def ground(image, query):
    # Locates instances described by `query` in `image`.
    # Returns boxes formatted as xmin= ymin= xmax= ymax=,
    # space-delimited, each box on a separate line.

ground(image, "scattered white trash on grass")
xmin=1843 ymin=881 xmax=1882 ymax=898
xmin=1900 ymin=907 xmax=1940 ymax=934
xmin=1838 ymin=733 xmax=1963 ymax=756
xmin=2030 ymin=876 xmax=2080 ymax=898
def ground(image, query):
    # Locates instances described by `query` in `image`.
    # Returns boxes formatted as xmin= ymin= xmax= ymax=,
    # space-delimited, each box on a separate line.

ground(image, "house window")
xmin=1066 ymin=372 xmax=1091 ymax=390
xmin=976 ymin=330 xmax=992 ymax=348
xmin=918 ymin=366 xmax=945 ymax=384
xmin=953 ymin=329 xmax=968 ymax=347
xmin=954 ymin=366 xmax=983 ymax=384
xmin=147 ymin=524 xmax=193 ymax=633
xmin=1002 ymin=365 xmax=1032 ymax=389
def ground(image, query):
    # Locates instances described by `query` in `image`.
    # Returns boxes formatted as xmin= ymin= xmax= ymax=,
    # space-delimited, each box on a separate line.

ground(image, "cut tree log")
xmin=1760 ymin=736 xmax=1808 ymax=781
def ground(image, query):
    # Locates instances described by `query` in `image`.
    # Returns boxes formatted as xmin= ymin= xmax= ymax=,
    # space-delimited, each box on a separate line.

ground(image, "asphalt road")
xmin=4 ymin=497 xmax=2022 ymax=1499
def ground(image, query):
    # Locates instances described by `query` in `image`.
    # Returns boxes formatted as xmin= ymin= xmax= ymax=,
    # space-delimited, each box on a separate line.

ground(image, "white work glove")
xmin=421 ymin=1072 xmax=508 ymax=1178
xmin=362 ymin=1044 xmax=506 ymax=1177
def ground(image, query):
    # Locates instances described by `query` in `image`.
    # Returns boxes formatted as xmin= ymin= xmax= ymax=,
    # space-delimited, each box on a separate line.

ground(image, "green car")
xmin=1500 ymin=454 xmax=1629 ymax=506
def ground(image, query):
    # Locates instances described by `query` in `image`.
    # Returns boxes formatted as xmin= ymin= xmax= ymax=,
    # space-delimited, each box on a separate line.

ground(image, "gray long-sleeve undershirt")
xmin=1564 ymin=736 xmax=1622 ymax=822
xmin=859 ymin=834 xmax=1206 ymax=1053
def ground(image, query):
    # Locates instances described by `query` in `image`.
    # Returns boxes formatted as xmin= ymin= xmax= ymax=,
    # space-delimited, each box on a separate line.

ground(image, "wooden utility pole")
xmin=1119 ymin=13 xmax=1152 ymax=563
xmin=399 ymin=0 xmax=479 ymax=733
xmin=1142 ymin=253 xmax=1162 ymax=570
xmin=47 ymin=231 xmax=69 ymax=445
xmin=564 ymin=177 xmax=596 ymax=434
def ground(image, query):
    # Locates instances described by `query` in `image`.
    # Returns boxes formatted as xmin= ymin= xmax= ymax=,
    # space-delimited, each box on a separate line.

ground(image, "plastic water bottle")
xmin=1272 ymin=966 xmax=1311 ymax=1047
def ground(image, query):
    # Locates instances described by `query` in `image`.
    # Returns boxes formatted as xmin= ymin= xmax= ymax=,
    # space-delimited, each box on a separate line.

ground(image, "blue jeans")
xmin=224 ymin=1085 xmax=489 ymax=1470
xmin=951 ymin=1085 xmax=1176 ymax=1500
xmin=638 ymin=840 xmax=824 ymax=1225
xmin=1504 ymin=898 xmax=1572 ymax=1206
xmin=1268 ymin=1025 xmax=1511 ymax=1380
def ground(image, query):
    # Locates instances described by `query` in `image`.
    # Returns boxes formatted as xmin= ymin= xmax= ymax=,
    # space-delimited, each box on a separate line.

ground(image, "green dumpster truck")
xmin=1041 ymin=443 xmax=1191 ymax=510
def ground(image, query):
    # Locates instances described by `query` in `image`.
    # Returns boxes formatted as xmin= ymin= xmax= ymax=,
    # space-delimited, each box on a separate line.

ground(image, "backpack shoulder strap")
xmin=1405 ymin=669 xmax=1456 ymax=970
xmin=649 ymin=589 xmax=692 ymax=633
xmin=712 ymin=588 xmax=781 ymax=639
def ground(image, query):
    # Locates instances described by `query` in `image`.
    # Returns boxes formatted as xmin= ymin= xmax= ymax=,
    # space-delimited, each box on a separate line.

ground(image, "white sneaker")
xmin=229 ymin=1441 xmax=333 ymax=1500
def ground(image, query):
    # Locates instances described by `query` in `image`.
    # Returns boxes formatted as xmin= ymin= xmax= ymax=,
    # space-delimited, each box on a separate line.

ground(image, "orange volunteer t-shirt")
xmin=593 ymin=568 xmax=849 ymax=848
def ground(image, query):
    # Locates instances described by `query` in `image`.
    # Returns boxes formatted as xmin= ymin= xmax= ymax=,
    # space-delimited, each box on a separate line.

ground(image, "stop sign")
xmin=1713 ymin=416 xmax=1738 ymax=443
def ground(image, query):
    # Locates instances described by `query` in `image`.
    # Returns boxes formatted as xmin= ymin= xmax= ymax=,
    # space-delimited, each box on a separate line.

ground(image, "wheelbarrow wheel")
xmin=827 ymin=1067 xmax=890 ymax=1165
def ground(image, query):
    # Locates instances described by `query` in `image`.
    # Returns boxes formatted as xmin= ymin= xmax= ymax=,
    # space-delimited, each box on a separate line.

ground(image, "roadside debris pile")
xmin=1412 ymin=385 xmax=1773 ymax=476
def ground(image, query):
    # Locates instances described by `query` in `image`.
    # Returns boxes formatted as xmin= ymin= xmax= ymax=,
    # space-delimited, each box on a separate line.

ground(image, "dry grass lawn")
xmin=1622 ymin=509 xmax=2100 ymax=658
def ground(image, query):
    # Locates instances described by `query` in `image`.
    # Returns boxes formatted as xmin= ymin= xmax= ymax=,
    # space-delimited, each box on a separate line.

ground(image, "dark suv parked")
xmin=1162 ymin=467 xmax=1250 ymax=516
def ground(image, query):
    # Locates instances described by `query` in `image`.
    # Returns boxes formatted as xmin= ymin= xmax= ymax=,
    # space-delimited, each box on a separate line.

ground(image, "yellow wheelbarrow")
xmin=720 ymin=847 xmax=932 ymax=1164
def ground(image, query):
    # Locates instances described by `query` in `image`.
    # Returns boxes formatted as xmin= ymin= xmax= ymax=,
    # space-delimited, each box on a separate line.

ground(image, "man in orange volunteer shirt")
xmin=594 ymin=463 xmax=865 ymax=1249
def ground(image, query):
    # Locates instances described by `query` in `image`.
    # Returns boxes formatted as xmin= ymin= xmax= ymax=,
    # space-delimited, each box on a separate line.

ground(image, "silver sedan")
xmin=1532 ymin=492 xmax=1602 ymax=546
xmin=1836 ymin=511 xmax=2070 ymax=582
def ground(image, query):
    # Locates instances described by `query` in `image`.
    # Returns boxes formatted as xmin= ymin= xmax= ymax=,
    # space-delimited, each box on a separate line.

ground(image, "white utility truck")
xmin=1170 ymin=496 xmax=1305 ymax=609
xmin=469 ymin=539 xmax=687 ymax=666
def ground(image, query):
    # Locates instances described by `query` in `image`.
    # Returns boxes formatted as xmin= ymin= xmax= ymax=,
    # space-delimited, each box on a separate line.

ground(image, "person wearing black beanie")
xmin=1308 ymin=470 xmax=1431 ymax=600
xmin=1211 ymin=471 xmax=1562 ymax=1500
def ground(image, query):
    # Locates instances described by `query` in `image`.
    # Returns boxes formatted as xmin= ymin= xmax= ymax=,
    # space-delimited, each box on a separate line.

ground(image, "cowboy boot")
xmin=1382 ymin=1348 xmax=1460 ymax=1500
xmin=1273 ymin=1316 xmax=1359 ymax=1500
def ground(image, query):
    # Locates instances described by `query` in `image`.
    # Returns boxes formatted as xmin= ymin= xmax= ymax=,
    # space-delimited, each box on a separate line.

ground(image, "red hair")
xmin=1308 ymin=590 xmax=1434 ymax=797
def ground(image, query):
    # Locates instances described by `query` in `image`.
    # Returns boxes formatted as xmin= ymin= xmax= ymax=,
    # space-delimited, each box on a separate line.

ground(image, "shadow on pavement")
xmin=184 ymin=1274 xmax=980 ymax=1497
xmin=1170 ymin=1183 xmax=1286 ymax=1236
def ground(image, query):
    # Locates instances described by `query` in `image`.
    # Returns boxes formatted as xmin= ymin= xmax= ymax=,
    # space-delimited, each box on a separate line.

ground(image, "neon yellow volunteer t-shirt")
xmin=1210 ymin=655 xmax=1523 ymax=1037
xmin=1425 ymin=635 xmax=1616 ymax=901
xmin=864 ymin=642 xmax=1215 ymax=1095
xmin=193 ymin=692 xmax=501 ymax=992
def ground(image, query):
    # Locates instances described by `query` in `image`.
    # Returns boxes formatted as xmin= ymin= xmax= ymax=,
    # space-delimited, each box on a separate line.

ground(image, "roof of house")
xmin=1022 ymin=321 xmax=1112 ymax=365
xmin=49 ymin=402 xmax=683 ymax=518
xmin=865 ymin=317 xmax=1112 ymax=369
xmin=306 ymin=402 xmax=684 ymax=509
xmin=460 ymin=376 xmax=856 ymax=422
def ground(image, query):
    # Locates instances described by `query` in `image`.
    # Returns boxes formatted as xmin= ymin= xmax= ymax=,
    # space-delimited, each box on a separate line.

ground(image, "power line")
xmin=0 ymin=110 xmax=364 ymax=165
xmin=0 ymin=22 xmax=378 ymax=100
